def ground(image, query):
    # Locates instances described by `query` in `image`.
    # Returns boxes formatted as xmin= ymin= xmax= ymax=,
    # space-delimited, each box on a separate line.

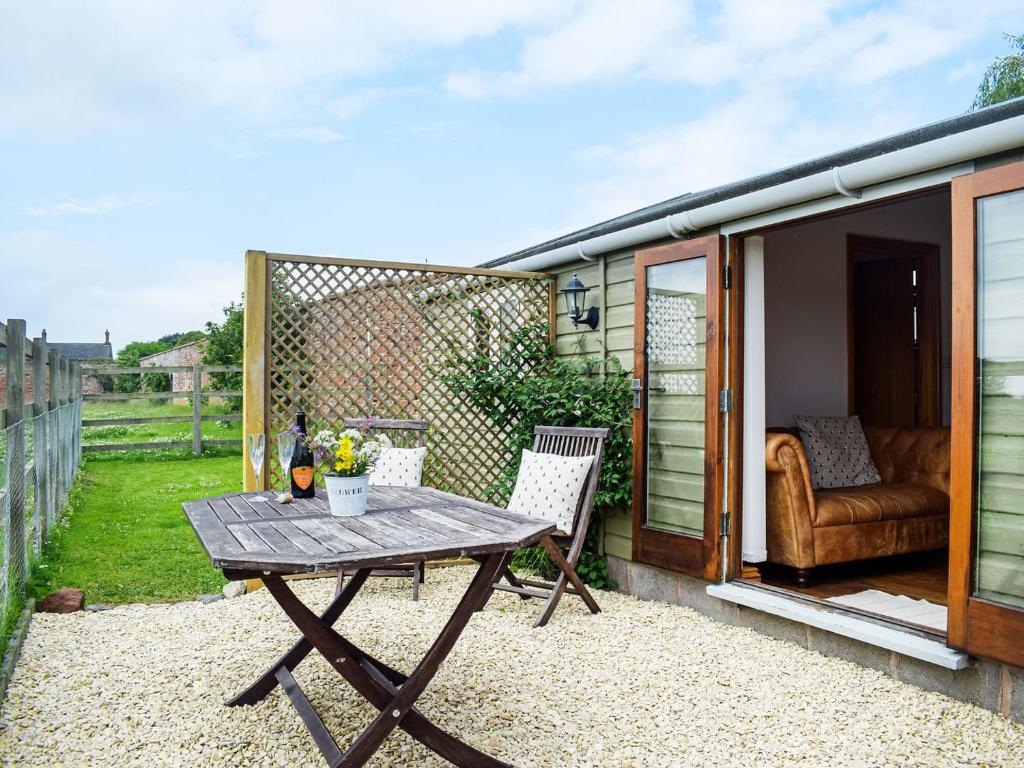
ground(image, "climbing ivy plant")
xmin=442 ymin=322 xmax=632 ymax=589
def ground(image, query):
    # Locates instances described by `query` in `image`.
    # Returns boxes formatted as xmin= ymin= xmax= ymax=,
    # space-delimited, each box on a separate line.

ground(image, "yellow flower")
xmin=334 ymin=437 xmax=354 ymax=471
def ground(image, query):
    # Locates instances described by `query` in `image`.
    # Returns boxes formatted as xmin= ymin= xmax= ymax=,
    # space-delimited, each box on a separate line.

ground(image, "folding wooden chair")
xmin=335 ymin=417 xmax=429 ymax=600
xmin=489 ymin=425 xmax=609 ymax=627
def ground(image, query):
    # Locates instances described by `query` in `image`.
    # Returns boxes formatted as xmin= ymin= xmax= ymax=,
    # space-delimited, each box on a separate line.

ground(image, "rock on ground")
xmin=1 ymin=567 xmax=1022 ymax=767
xmin=37 ymin=588 xmax=84 ymax=614
xmin=222 ymin=581 xmax=247 ymax=599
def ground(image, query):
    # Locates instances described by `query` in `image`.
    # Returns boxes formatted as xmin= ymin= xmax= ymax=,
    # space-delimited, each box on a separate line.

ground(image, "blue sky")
xmin=0 ymin=0 xmax=1018 ymax=349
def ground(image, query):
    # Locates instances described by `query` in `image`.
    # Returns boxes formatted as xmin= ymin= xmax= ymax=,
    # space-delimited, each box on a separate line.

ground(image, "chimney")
xmin=104 ymin=329 xmax=110 ymax=345
xmin=41 ymin=329 xmax=47 ymax=341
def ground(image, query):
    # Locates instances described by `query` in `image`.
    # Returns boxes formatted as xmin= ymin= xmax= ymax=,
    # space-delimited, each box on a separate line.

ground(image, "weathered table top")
xmin=183 ymin=486 xmax=554 ymax=576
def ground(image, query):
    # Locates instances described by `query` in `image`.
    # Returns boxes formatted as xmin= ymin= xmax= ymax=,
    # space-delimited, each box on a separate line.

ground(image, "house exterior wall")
xmin=140 ymin=342 xmax=209 ymax=391
xmin=548 ymin=183 xmax=1024 ymax=719
xmin=553 ymin=245 xmax=643 ymax=562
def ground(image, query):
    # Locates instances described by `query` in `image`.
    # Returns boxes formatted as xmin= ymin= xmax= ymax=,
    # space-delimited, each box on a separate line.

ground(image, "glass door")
xmin=949 ymin=160 xmax=1024 ymax=668
xmin=632 ymin=235 xmax=725 ymax=579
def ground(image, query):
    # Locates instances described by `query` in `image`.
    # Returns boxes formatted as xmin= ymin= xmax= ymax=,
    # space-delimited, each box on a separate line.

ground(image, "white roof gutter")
xmin=503 ymin=114 xmax=1024 ymax=273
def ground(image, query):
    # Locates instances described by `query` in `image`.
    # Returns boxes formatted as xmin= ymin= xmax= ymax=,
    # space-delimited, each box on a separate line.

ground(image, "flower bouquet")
xmin=307 ymin=426 xmax=391 ymax=516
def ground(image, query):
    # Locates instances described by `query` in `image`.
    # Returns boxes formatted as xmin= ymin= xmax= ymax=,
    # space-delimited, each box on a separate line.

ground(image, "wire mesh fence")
xmin=0 ymin=398 xmax=82 ymax=637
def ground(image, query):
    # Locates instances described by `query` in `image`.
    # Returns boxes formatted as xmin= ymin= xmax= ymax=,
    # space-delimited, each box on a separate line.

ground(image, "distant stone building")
xmin=0 ymin=330 xmax=113 ymax=407
xmin=140 ymin=339 xmax=209 ymax=393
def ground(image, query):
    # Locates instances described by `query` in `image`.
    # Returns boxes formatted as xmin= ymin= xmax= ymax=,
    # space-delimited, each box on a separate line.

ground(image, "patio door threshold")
xmin=707 ymin=581 xmax=969 ymax=670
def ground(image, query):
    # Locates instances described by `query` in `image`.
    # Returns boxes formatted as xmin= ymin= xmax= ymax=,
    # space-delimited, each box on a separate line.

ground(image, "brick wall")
xmin=0 ymin=368 xmax=106 ymax=408
xmin=140 ymin=341 xmax=209 ymax=392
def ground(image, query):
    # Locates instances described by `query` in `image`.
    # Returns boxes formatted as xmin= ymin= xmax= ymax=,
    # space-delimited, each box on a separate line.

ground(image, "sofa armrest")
xmin=764 ymin=432 xmax=818 ymax=569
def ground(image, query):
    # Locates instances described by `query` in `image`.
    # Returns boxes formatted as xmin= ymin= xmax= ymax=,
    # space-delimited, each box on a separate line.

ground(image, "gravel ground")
xmin=1 ymin=567 xmax=1022 ymax=768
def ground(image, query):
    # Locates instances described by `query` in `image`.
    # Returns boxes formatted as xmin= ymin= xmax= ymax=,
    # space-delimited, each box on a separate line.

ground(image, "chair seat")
xmin=814 ymin=482 xmax=948 ymax=527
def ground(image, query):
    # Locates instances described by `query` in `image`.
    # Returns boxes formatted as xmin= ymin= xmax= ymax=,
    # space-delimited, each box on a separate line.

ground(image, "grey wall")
xmin=762 ymin=190 xmax=952 ymax=427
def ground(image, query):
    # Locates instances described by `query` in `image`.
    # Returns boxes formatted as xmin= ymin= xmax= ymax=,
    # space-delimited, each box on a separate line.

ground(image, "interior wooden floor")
xmin=750 ymin=550 xmax=949 ymax=606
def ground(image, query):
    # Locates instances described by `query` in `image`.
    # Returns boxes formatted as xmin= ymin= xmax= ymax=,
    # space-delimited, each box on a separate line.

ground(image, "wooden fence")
xmin=243 ymin=250 xmax=554 ymax=498
xmin=0 ymin=318 xmax=83 ymax=638
xmin=80 ymin=365 xmax=242 ymax=455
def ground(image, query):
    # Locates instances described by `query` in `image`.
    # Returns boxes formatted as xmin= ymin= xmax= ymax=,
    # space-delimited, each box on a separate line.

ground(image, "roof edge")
xmin=480 ymin=97 xmax=1024 ymax=270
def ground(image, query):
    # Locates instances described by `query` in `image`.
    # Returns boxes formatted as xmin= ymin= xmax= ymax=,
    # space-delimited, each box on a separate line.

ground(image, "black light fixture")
xmin=562 ymin=273 xmax=599 ymax=330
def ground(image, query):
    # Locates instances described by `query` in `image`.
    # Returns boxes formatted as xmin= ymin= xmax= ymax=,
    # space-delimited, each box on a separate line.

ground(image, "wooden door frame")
xmin=948 ymin=159 xmax=1024 ymax=668
xmin=632 ymin=234 xmax=725 ymax=580
xmin=846 ymin=234 xmax=942 ymax=426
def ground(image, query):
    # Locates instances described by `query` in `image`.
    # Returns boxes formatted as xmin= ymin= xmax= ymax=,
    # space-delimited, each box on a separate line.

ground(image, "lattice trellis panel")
xmin=265 ymin=256 xmax=552 ymax=501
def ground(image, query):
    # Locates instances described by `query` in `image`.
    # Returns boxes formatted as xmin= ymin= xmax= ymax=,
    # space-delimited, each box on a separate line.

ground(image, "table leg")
xmin=229 ymin=568 xmax=403 ymax=706
xmin=263 ymin=553 xmax=512 ymax=768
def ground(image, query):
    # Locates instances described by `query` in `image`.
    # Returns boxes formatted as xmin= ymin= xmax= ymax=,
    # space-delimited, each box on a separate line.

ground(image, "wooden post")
xmin=70 ymin=360 xmax=82 ymax=468
xmin=32 ymin=337 xmax=48 ymax=541
xmin=47 ymin=350 xmax=60 ymax=411
xmin=243 ymin=250 xmax=268 ymax=490
xmin=71 ymin=360 xmax=82 ymax=400
xmin=52 ymin=352 xmax=65 ymax=507
xmin=59 ymin=357 xmax=69 ymax=406
xmin=192 ymin=365 xmax=202 ymax=456
xmin=4 ymin=319 xmax=27 ymax=593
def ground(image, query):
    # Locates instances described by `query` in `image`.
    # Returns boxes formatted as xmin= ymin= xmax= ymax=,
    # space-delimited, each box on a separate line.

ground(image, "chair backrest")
xmin=531 ymin=426 xmax=609 ymax=536
xmin=343 ymin=417 xmax=428 ymax=448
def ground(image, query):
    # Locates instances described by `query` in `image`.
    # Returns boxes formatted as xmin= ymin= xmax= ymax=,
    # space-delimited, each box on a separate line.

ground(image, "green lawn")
xmin=82 ymin=399 xmax=242 ymax=446
xmin=30 ymin=449 xmax=243 ymax=605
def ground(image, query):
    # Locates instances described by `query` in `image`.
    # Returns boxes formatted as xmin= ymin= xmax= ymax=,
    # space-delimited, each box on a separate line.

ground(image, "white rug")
xmin=826 ymin=589 xmax=947 ymax=632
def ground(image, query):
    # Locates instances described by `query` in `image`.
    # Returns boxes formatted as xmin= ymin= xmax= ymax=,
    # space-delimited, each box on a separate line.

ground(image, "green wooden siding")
xmin=975 ymin=188 xmax=1024 ymax=609
xmin=553 ymin=246 xmax=709 ymax=556
xmin=554 ymin=250 xmax=637 ymax=559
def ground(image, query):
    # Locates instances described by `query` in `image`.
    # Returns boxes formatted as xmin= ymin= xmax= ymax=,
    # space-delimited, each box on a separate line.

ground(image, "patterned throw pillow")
xmin=369 ymin=447 xmax=426 ymax=487
xmin=794 ymin=415 xmax=881 ymax=490
xmin=507 ymin=449 xmax=594 ymax=534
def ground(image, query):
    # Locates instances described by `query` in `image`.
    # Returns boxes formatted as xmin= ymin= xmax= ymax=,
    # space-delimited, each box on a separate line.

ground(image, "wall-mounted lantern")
xmin=562 ymin=273 xmax=599 ymax=330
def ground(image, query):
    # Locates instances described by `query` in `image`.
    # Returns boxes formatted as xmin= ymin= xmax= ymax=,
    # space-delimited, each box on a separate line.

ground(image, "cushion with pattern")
xmin=369 ymin=447 xmax=426 ymax=487
xmin=507 ymin=448 xmax=594 ymax=534
xmin=794 ymin=414 xmax=881 ymax=490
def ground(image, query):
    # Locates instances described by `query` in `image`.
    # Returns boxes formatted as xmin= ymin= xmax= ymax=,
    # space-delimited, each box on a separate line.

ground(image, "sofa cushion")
xmin=863 ymin=425 xmax=951 ymax=495
xmin=794 ymin=415 xmax=882 ymax=490
xmin=814 ymin=482 xmax=948 ymax=527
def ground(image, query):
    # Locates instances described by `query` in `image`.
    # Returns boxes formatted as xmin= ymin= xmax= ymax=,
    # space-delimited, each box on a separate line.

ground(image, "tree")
xmin=157 ymin=330 xmax=205 ymax=347
xmin=202 ymin=300 xmax=243 ymax=409
xmin=114 ymin=340 xmax=170 ymax=392
xmin=972 ymin=33 xmax=1024 ymax=110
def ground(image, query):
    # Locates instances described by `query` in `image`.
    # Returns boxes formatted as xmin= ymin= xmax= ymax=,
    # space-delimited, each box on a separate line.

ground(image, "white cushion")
xmin=507 ymin=448 xmax=594 ymax=534
xmin=370 ymin=447 xmax=426 ymax=487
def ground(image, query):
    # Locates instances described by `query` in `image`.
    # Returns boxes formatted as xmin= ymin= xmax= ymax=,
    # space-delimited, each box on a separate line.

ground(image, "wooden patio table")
xmin=183 ymin=486 xmax=554 ymax=768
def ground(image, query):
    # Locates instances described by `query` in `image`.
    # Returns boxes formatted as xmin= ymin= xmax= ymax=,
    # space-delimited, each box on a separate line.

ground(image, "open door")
xmin=632 ymin=235 xmax=725 ymax=580
xmin=949 ymin=160 xmax=1024 ymax=667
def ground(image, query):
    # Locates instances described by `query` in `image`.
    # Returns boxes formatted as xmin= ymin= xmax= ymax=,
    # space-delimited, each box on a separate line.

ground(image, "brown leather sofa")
xmin=765 ymin=425 xmax=949 ymax=585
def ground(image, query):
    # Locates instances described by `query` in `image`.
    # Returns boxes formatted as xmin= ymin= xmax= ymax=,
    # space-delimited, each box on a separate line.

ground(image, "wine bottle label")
xmin=292 ymin=466 xmax=314 ymax=490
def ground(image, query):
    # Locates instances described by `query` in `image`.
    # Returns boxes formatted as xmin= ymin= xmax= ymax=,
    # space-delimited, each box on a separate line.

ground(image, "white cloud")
xmin=568 ymin=88 xmax=916 ymax=226
xmin=271 ymin=126 xmax=345 ymax=143
xmin=446 ymin=0 xmax=691 ymax=96
xmin=26 ymin=193 xmax=161 ymax=217
xmin=0 ymin=229 xmax=239 ymax=348
xmin=446 ymin=0 xmax=1018 ymax=96
xmin=0 ymin=0 xmax=576 ymax=136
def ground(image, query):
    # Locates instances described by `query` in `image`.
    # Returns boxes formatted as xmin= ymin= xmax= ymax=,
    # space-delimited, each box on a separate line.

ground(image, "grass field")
xmin=82 ymin=399 xmax=242 ymax=447
xmin=29 ymin=447 xmax=243 ymax=605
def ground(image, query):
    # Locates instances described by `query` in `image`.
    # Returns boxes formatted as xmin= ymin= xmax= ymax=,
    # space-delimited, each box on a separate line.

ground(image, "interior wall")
xmin=762 ymin=190 xmax=952 ymax=427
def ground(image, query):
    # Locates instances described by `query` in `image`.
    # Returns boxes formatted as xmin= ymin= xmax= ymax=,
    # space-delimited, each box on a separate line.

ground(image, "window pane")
xmin=975 ymin=188 xmax=1024 ymax=609
xmin=645 ymin=258 xmax=706 ymax=537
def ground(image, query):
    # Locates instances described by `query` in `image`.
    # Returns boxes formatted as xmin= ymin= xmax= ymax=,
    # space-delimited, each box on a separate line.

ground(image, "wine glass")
xmin=276 ymin=431 xmax=296 ymax=489
xmin=247 ymin=434 xmax=268 ymax=502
